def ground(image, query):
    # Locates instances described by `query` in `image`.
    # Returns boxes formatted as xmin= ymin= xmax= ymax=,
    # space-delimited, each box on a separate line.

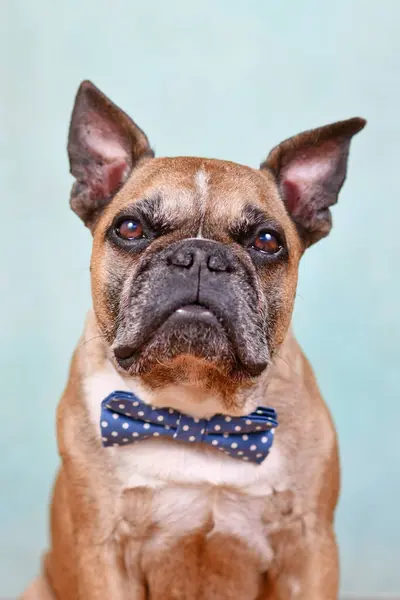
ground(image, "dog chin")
xmin=113 ymin=304 xmax=270 ymax=382
xmin=114 ymin=316 xmax=236 ymax=377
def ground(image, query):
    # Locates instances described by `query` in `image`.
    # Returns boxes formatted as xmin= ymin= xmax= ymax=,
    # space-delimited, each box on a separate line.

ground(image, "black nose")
xmin=167 ymin=240 xmax=232 ymax=273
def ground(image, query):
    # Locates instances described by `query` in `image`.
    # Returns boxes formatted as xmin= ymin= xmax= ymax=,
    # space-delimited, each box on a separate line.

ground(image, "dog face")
xmin=91 ymin=157 xmax=301 ymax=387
xmin=68 ymin=81 xmax=365 ymax=399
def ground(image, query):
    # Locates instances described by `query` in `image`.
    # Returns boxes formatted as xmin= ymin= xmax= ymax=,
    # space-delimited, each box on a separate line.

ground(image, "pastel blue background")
xmin=1 ymin=0 xmax=399 ymax=596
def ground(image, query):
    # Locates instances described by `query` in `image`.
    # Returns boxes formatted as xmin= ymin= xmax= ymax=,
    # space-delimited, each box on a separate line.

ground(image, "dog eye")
xmin=115 ymin=219 xmax=144 ymax=240
xmin=252 ymin=231 xmax=282 ymax=255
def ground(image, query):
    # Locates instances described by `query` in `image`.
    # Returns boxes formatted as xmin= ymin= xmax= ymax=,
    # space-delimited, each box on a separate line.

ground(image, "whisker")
xmin=77 ymin=334 xmax=105 ymax=350
xmin=275 ymin=352 xmax=297 ymax=374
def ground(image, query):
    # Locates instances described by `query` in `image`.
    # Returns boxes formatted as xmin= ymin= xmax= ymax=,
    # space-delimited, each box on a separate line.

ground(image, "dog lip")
xmin=174 ymin=303 xmax=219 ymax=321
xmin=113 ymin=301 xmax=269 ymax=376
xmin=114 ymin=345 xmax=137 ymax=361
xmin=113 ymin=303 xmax=221 ymax=367
xmin=176 ymin=304 xmax=211 ymax=315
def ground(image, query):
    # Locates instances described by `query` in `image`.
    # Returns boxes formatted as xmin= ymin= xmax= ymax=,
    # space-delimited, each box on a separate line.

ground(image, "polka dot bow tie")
xmin=100 ymin=391 xmax=278 ymax=464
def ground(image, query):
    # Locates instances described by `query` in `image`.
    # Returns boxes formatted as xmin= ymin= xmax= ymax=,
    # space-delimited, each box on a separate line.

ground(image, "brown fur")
xmin=22 ymin=329 xmax=340 ymax=600
xmin=21 ymin=82 xmax=365 ymax=600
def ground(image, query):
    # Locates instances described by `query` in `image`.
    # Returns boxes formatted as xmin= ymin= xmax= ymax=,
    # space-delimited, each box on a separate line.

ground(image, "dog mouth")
xmin=113 ymin=302 xmax=223 ymax=368
xmin=171 ymin=303 xmax=220 ymax=324
xmin=113 ymin=281 xmax=270 ymax=378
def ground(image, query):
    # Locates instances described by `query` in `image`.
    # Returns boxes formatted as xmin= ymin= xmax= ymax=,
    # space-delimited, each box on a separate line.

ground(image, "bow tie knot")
xmin=100 ymin=391 xmax=278 ymax=464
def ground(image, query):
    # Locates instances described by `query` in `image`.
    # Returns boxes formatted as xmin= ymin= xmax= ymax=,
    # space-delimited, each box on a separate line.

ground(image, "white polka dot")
xmin=231 ymin=442 xmax=238 ymax=449
xmin=132 ymin=432 xmax=139 ymax=437
xmin=102 ymin=437 xmax=108 ymax=442
xmin=189 ymin=436 xmax=196 ymax=442
xmin=245 ymin=419 xmax=252 ymax=425
xmin=214 ymin=425 xmax=221 ymax=431
xmin=183 ymin=425 xmax=190 ymax=431
xmin=256 ymin=426 xmax=262 ymax=431
xmin=138 ymin=411 xmax=144 ymax=417
xmin=234 ymin=425 xmax=241 ymax=431
xmin=112 ymin=414 xmax=119 ymax=420
xmin=212 ymin=440 xmax=218 ymax=446
xmin=165 ymin=425 xmax=170 ymax=430
xmin=237 ymin=451 xmax=244 ymax=456
xmin=242 ymin=434 xmax=249 ymax=441
xmin=113 ymin=443 xmax=119 ymax=447
xmin=157 ymin=415 xmax=164 ymax=422
xmin=250 ymin=444 xmax=257 ymax=451
xmin=111 ymin=431 xmax=118 ymax=437
xmin=122 ymin=438 xmax=128 ymax=443
xmin=119 ymin=404 xmax=125 ymax=409
xmin=271 ymin=428 xmax=276 ymax=434
xmin=153 ymin=432 xmax=160 ymax=437
xmin=256 ymin=453 xmax=263 ymax=458
xmin=243 ymin=456 xmax=249 ymax=461
xmin=225 ymin=416 xmax=232 ymax=422
xmin=194 ymin=418 xmax=200 ymax=423
xmin=143 ymin=423 xmax=150 ymax=429
xmin=219 ymin=447 xmax=224 ymax=451
xmin=168 ymin=408 xmax=174 ymax=414
xmin=261 ymin=437 xmax=267 ymax=443
xmin=201 ymin=429 xmax=205 ymax=435
xmin=122 ymin=423 xmax=129 ymax=430
xmin=257 ymin=409 xmax=263 ymax=414
xmin=101 ymin=421 xmax=108 ymax=428
xmin=133 ymin=401 xmax=139 ymax=407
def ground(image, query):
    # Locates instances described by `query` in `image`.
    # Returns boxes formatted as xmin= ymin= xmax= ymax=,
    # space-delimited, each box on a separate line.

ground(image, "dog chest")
xmin=108 ymin=439 xmax=290 ymax=570
xmin=84 ymin=357 xmax=292 ymax=568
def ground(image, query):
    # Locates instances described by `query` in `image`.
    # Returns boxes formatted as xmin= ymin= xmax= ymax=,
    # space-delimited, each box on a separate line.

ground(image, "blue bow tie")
xmin=100 ymin=391 xmax=278 ymax=464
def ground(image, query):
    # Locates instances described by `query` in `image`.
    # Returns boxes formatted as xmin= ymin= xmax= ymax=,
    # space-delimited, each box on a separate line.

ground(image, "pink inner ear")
xmin=103 ymin=159 xmax=128 ymax=199
xmin=105 ymin=159 xmax=129 ymax=195
xmin=281 ymin=179 xmax=301 ymax=215
xmin=280 ymin=146 xmax=338 ymax=216
xmin=84 ymin=112 xmax=130 ymax=161
xmin=78 ymin=110 xmax=132 ymax=200
xmin=87 ymin=159 xmax=129 ymax=201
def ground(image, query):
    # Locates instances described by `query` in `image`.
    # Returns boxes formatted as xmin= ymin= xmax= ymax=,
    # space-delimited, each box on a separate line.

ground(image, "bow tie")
xmin=100 ymin=391 xmax=278 ymax=464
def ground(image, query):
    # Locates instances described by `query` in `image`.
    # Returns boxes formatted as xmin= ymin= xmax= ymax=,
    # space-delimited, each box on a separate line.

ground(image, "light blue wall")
xmin=1 ymin=0 xmax=399 ymax=596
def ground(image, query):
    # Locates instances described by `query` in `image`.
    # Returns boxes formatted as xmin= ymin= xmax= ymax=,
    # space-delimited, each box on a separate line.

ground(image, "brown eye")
xmin=115 ymin=219 xmax=143 ymax=240
xmin=253 ymin=231 xmax=282 ymax=254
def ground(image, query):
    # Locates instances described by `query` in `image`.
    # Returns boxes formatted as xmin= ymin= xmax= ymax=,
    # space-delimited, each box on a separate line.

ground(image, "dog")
xmin=21 ymin=81 xmax=365 ymax=600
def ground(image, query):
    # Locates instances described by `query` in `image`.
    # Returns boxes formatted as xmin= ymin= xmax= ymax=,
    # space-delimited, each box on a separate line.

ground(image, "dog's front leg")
xmin=53 ymin=448 xmax=146 ymax=596
xmin=60 ymin=479 xmax=148 ymax=600
xmin=52 ymin=481 xmax=139 ymax=600
xmin=75 ymin=540 xmax=146 ymax=600
xmin=259 ymin=519 xmax=339 ymax=600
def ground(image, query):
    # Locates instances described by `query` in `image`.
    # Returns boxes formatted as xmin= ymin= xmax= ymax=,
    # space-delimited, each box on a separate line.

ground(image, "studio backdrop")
xmin=1 ymin=0 xmax=399 ymax=597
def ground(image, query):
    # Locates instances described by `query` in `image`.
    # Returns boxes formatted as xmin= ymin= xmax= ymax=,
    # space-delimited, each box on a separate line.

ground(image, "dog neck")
xmin=79 ymin=309 xmax=299 ymax=419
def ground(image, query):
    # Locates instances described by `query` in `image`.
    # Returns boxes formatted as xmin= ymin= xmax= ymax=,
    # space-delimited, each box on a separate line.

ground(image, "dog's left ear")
xmin=261 ymin=117 xmax=366 ymax=247
xmin=68 ymin=81 xmax=154 ymax=229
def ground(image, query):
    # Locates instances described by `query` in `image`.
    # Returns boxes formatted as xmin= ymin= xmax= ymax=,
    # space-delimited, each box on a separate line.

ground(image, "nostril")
xmin=169 ymin=250 xmax=194 ymax=268
xmin=207 ymin=255 xmax=229 ymax=272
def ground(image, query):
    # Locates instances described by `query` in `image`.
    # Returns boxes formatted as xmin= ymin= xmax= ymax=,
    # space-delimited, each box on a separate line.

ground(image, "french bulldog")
xmin=21 ymin=81 xmax=365 ymax=600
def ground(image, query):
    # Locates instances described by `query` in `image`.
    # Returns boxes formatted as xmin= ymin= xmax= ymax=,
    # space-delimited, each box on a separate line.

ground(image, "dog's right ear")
xmin=68 ymin=81 xmax=154 ymax=229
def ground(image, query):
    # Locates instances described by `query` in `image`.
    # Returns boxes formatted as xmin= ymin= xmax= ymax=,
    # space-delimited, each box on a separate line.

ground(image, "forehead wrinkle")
xmin=108 ymin=168 xmax=203 ymax=233
xmin=200 ymin=164 xmax=280 ymax=238
xmin=100 ymin=157 xmax=291 ymax=242
xmin=229 ymin=205 xmax=280 ymax=235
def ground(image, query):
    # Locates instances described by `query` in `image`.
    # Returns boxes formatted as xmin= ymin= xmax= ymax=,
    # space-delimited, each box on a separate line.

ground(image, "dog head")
xmin=68 ymin=81 xmax=365 ymax=406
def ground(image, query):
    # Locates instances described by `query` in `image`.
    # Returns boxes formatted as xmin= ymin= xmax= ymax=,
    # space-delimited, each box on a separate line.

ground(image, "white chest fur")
xmin=84 ymin=360 xmax=289 ymax=497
